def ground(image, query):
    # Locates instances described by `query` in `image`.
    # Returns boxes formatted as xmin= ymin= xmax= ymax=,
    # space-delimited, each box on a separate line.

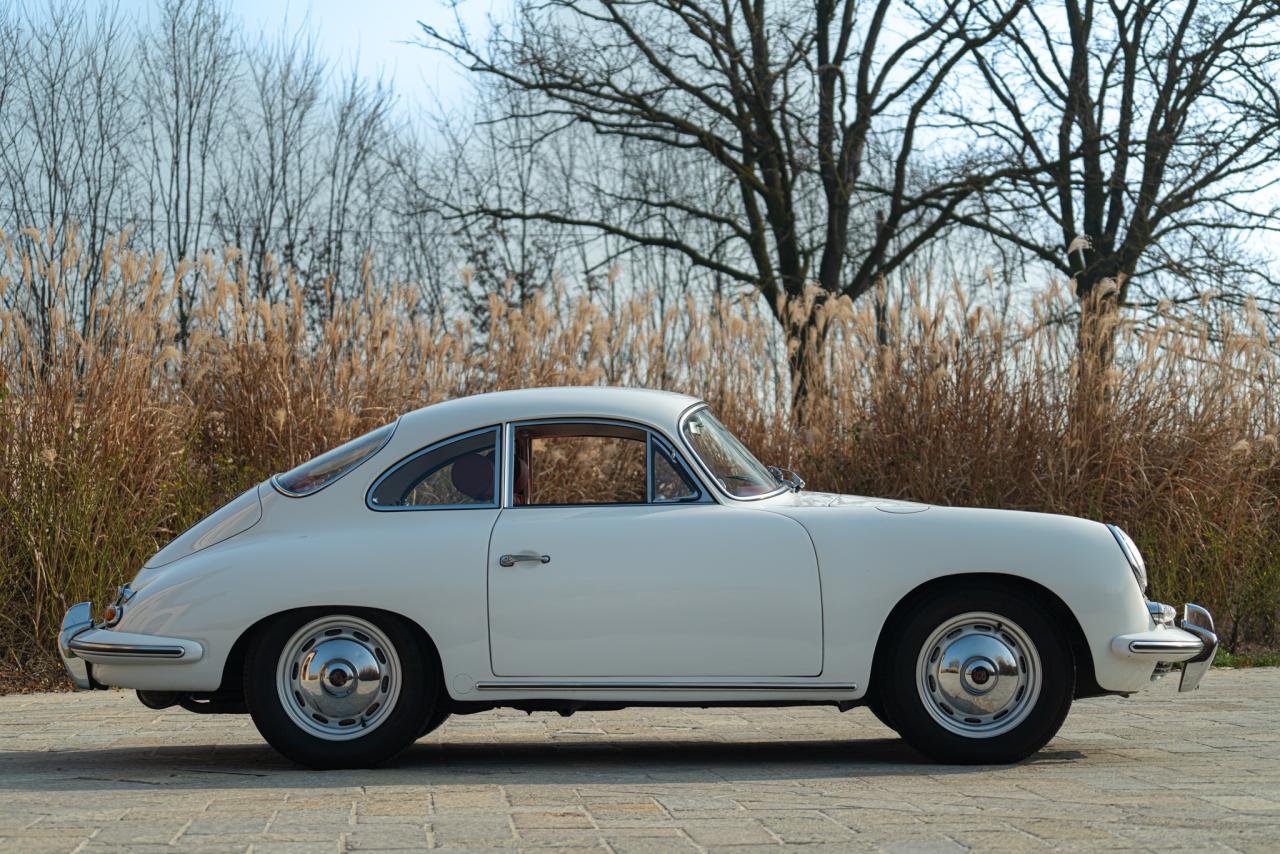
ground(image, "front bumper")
xmin=58 ymin=600 xmax=204 ymax=690
xmin=1111 ymin=602 xmax=1218 ymax=692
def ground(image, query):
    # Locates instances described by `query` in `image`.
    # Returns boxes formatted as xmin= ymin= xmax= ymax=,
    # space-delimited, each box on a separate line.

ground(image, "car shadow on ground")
xmin=0 ymin=737 xmax=1088 ymax=791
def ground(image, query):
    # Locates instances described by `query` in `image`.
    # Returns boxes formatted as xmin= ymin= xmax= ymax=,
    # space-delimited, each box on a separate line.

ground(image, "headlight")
xmin=1107 ymin=524 xmax=1147 ymax=593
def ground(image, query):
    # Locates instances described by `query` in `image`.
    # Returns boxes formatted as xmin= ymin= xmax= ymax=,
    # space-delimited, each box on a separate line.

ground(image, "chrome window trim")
xmin=502 ymin=420 xmax=514 ymax=508
xmin=647 ymin=431 xmax=705 ymax=504
xmin=676 ymin=403 xmax=787 ymax=502
xmin=365 ymin=425 xmax=502 ymax=512
xmin=271 ymin=419 xmax=399 ymax=498
xmin=504 ymin=416 xmax=712 ymax=509
xmin=645 ymin=432 xmax=654 ymax=501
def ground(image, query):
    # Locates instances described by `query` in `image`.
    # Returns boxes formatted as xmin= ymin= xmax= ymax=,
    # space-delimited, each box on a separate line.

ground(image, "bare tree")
xmin=215 ymin=28 xmax=325 ymax=299
xmin=384 ymin=124 xmax=462 ymax=318
xmin=0 ymin=1 xmax=138 ymax=352
xmin=312 ymin=70 xmax=394 ymax=318
xmin=960 ymin=0 xmax=1280 ymax=361
xmin=0 ymin=0 xmax=461 ymax=343
xmin=443 ymin=88 xmax=587 ymax=323
xmin=0 ymin=8 xmax=22 ymax=244
xmin=139 ymin=0 xmax=238 ymax=341
xmin=418 ymin=0 xmax=1031 ymax=404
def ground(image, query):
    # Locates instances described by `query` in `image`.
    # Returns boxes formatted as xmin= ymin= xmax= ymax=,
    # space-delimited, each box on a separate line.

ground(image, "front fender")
xmin=778 ymin=503 xmax=1151 ymax=695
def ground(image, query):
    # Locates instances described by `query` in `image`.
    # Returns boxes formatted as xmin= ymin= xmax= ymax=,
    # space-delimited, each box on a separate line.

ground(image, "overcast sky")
xmin=116 ymin=0 xmax=500 ymax=112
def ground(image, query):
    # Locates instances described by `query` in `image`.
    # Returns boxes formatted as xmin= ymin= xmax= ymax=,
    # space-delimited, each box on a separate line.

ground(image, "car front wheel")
xmin=879 ymin=586 xmax=1074 ymax=764
xmin=245 ymin=609 xmax=437 ymax=768
xmin=419 ymin=704 xmax=451 ymax=738
xmin=864 ymin=691 xmax=897 ymax=733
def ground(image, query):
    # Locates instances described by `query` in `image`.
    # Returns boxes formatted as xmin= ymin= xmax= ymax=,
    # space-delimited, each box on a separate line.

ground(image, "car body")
xmin=58 ymin=387 xmax=1217 ymax=767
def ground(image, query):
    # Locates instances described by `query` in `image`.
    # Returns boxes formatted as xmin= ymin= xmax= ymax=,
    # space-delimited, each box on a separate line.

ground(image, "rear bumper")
xmin=1111 ymin=602 xmax=1218 ymax=692
xmin=58 ymin=602 xmax=97 ymax=689
xmin=58 ymin=600 xmax=204 ymax=690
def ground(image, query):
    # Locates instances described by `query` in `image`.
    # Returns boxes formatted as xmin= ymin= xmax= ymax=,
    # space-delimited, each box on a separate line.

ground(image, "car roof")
xmin=396 ymin=386 xmax=704 ymax=440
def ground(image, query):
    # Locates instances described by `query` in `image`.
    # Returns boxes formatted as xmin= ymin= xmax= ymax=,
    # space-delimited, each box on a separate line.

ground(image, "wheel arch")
xmin=217 ymin=605 xmax=444 ymax=695
xmin=867 ymin=572 xmax=1103 ymax=702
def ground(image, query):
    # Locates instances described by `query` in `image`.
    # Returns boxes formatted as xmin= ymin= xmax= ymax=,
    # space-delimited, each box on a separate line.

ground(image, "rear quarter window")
xmin=272 ymin=421 xmax=396 ymax=496
xmin=368 ymin=427 xmax=501 ymax=508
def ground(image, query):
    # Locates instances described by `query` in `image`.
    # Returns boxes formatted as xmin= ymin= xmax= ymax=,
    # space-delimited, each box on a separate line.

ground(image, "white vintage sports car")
xmin=59 ymin=387 xmax=1217 ymax=768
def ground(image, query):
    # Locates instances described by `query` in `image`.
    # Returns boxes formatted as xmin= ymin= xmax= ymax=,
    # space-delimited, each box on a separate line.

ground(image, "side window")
xmin=515 ymin=423 xmax=647 ymax=505
xmin=652 ymin=442 xmax=701 ymax=503
xmin=369 ymin=428 xmax=500 ymax=509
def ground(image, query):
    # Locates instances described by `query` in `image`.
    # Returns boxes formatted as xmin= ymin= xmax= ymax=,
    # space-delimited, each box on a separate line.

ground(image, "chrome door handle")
xmin=499 ymin=553 xmax=551 ymax=567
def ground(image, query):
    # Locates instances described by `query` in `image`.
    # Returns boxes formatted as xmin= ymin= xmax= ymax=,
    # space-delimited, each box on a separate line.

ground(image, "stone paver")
xmin=1 ymin=669 xmax=1278 ymax=852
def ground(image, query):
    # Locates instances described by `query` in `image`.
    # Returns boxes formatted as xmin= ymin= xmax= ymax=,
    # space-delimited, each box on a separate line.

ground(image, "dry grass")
xmin=1 ymin=230 xmax=1278 ymax=687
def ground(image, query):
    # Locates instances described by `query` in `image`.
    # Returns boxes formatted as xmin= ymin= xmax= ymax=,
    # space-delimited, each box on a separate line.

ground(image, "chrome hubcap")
xmin=916 ymin=612 xmax=1040 ymax=738
xmin=276 ymin=615 xmax=401 ymax=741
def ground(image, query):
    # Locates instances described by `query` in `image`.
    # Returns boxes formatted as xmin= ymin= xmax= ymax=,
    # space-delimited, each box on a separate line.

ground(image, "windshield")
xmin=273 ymin=421 xmax=395 ymax=496
xmin=681 ymin=409 xmax=781 ymax=499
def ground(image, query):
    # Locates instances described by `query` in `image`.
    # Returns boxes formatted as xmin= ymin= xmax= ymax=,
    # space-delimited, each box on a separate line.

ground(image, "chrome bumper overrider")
xmin=1175 ymin=603 xmax=1218 ymax=693
xmin=1111 ymin=602 xmax=1218 ymax=693
xmin=58 ymin=602 xmax=97 ymax=689
xmin=58 ymin=600 xmax=204 ymax=690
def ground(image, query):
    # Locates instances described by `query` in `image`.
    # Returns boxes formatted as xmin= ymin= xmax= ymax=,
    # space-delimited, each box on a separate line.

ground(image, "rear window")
xmin=272 ymin=421 xmax=396 ymax=496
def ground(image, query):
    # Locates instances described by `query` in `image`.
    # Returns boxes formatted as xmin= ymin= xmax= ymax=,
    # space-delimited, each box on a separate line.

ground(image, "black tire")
xmin=879 ymin=585 xmax=1074 ymax=764
xmin=244 ymin=608 xmax=439 ymax=769
xmin=864 ymin=691 xmax=897 ymax=733
xmin=419 ymin=704 xmax=451 ymax=738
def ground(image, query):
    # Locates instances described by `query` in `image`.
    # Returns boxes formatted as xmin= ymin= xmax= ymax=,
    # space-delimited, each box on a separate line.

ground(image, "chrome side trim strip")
xmin=67 ymin=639 xmax=187 ymax=659
xmin=474 ymin=682 xmax=856 ymax=692
xmin=1128 ymin=639 xmax=1204 ymax=654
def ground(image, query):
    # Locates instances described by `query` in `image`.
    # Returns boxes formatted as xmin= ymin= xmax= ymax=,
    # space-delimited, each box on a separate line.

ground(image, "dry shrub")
xmin=1 ymin=232 xmax=1277 ymax=685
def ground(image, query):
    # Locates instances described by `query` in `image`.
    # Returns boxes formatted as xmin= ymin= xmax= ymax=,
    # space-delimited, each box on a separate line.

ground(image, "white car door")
xmin=486 ymin=420 xmax=823 ymax=678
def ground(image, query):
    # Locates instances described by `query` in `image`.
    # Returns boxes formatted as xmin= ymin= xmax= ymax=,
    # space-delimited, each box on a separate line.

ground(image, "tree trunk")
xmin=1072 ymin=283 xmax=1120 ymax=439
xmin=780 ymin=290 xmax=831 ymax=425
xmin=1074 ymin=270 xmax=1122 ymax=374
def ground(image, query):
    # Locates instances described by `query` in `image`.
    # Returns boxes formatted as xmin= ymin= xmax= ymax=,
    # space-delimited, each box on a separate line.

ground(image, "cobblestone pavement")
xmin=1 ymin=669 xmax=1278 ymax=853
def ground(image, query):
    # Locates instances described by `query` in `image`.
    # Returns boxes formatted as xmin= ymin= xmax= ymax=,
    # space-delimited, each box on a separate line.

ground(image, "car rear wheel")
xmin=880 ymin=586 xmax=1074 ymax=764
xmin=245 ymin=609 xmax=438 ymax=768
xmin=864 ymin=691 xmax=897 ymax=733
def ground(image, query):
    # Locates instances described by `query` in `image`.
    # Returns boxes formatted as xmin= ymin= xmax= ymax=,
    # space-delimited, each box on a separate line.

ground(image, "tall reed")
xmin=1 ymin=233 xmax=1276 ymax=688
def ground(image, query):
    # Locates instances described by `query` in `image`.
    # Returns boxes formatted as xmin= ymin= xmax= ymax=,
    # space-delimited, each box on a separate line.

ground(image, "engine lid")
xmin=143 ymin=484 xmax=264 ymax=569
